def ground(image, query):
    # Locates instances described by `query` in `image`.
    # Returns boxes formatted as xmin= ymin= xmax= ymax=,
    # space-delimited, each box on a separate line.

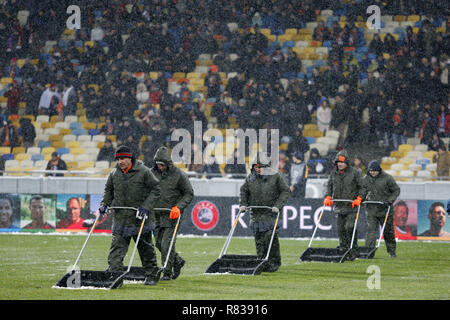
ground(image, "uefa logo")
xmin=191 ymin=201 xmax=220 ymax=231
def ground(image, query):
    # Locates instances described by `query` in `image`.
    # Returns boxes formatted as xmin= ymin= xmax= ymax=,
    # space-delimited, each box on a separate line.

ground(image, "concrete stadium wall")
xmin=0 ymin=176 xmax=449 ymax=200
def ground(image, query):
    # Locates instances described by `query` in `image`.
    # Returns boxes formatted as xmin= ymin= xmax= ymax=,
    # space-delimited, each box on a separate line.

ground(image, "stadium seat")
xmin=26 ymin=147 xmax=41 ymax=155
xmin=390 ymin=163 xmax=406 ymax=171
xmin=41 ymin=147 xmax=55 ymax=156
xmin=70 ymin=147 xmax=85 ymax=155
xmin=15 ymin=153 xmax=31 ymax=161
xmin=57 ymin=147 xmax=70 ymax=155
xmin=416 ymin=170 xmax=432 ymax=179
xmin=5 ymin=160 xmax=19 ymax=168
xmin=398 ymin=144 xmax=413 ymax=154
xmin=36 ymin=115 xmax=49 ymax=123
xmin=12 ymin=147 xmax=26 ymax=154
xmin=94 ymin=161 xmax=110 ymax=169
xmin=31 ymin=153 xmax=44 ymax=162
xmin=61 ymin=153 xmax=75 ymax=162
xmin=77 ymin=134 xmax=92 ymax=142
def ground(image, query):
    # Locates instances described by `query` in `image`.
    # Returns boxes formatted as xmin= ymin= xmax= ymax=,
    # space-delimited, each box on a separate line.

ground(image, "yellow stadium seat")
xmin=49 ymin=134 xmax=62 ymax=142
xmin=398 ymin=144 xmax=413 ymax=153
xmin=259 ymin=28 xmax=271 ymax=36
xmin=70 ymin=147 xmax=85 ymax=155
xmin=66 ymin=141 xmax=81 ymax=149
xmin=407 ymin=15 xmax=420 ymax=22
xmin=42 ymin=147 xmax=56 ymax=155
xmin=12 ymin=147 xmax=26 ymax=154
xmin=393 ymin=15 xmax=406 ymax=22
xmin=52 ymin=141 xmax=66 ymax=149
xmin=172 ymin=72 xmax=186 ymax=79
xmin=187 ymin=72 xmax=201 ymax=79
xmin=285 ymin=28 xmax=298 ymax=35
xmin=79 ymin=161 xmax=94 ymax=169
xmin=0 ymin=77 xmax=13 ymax=84
xmin=15 ymin=153 xmax=31 ymax=161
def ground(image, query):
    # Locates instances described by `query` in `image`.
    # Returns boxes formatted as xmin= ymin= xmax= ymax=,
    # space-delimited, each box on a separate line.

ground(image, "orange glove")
xmin=323 ymin=196 xmax=333 ymax=207
xmin=170 ymin=206 xmax=181 ymax=220
xmin=352 ymin=196 xmax=362 ymax=208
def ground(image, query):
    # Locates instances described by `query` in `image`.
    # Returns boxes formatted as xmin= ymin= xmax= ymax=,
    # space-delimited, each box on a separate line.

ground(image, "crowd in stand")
xmin=0 ymin=0 xmax=449 ymax=179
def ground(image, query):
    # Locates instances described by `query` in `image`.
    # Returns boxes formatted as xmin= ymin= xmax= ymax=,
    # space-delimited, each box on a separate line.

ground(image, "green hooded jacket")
xmin=101 ymin=160 xmax=161 ymax=236
xmin=240 ymin=165 xmax=291 ymax=232
xmin=150 ymin=147 xmax=194 ymax=227
xmin=362 ymin=170 xmax=400 ymax=214
xmin=325 ymin=150 xmax=365 ymax=212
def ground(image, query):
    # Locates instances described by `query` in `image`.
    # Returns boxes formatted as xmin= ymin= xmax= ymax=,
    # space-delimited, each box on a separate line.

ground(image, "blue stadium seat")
xmin=416 ymin=158 xmax=430 ymax=170
xmin=57 ymin=147 xmax=70 ymax=155
xmin=69 ymin=122 xmax=82 ymax=130
xmin=2 ymin=154 xmax=14 ymax=161
xmin=323 ymin=40 xmax=333 ymax=48
xmin=297 ymin=72 xmax=306 ymax=79
xmin=88 ymin=129 xmax=100 ymax=136
xmin=37 ymin=140 xmax=51 ymax=148
xmin=306 ymin=137 xmax=316 ymax=144
xmin=72 ymin=128 xmax=87 ymax=136
xmin=31 ymin=153 xmax=44 ymax=161
xmin=283 ymin=41 xmax=295 ymax=48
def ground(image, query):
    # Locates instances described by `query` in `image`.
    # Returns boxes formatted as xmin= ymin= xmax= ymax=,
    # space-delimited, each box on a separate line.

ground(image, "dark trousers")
xmin=254 ymin=228 xmax=281 ymax=268
xmin=366 ymin=210 xmax=396 ymax=255
xmin=154 ymin=225 xmax=184 ymax=276
xmin=336 ymin=211 xmax=358 ymax=249
xmin=107 ymin=232 xmax=158 ymax=278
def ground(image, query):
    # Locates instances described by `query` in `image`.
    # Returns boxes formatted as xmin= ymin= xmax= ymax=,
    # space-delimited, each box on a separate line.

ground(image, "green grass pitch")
xmin=0 ymin=233 xmax=448 ymax=300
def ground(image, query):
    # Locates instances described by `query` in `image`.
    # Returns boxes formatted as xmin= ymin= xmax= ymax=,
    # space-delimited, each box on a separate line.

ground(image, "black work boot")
xmin=172 ymin=259 xmax=185 ymax=279
xmin=144 ymin=276 xmax=159 ymax=286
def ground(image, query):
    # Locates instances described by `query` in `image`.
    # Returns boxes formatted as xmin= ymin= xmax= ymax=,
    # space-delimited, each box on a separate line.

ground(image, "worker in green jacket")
xmin=363 ymin=160 xmax=400 ymax=257
xmin=150 ymin=146 xmax=194 ymax=280
xmin=323 ymin=150 xmax=365 ymax=260
xmin=239 ymin=156 xmax=291 ymax=272
xmin=99 ymin=145 xmax=161 ymax=286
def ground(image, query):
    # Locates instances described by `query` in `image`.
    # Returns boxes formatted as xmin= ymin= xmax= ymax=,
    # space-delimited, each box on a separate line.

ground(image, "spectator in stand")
xmin=0 ymin=152 xmax=4 ymax=176
xmin=391 ymin=108 xmax=408 ymax=150
xmin=428 ymin=133 xmax=445 ymax=152
xmin=38 ymin=83 xmax=59 ymax=115
xmin=224 ymin=149 xmax=247 ymax=179
xmin=45 ymin=152 xmax=67 ymax=177
xmin=432 ymin=144 xmax=450 ymax=180
xmin=3 ymin=80 xmax=21 ymax=116
xmin=0 ymin=120 xmax=19 ymax=148
xmin=96 ymin=139 xmax=115 ymax=163
xmin=353 ymin=155 xmax=368 ymax=177
xmin=18 ymin=117 xmax=36 ymax=149
xmin=436 ymin=104 xmax=450 ymax=138
xmin=307 ymin=147 xmax=330 ymax=175
xmin=287 ymin=128 xmax=310 ymax=156
xmin=316 ymin=97 xmax=332 ymax=133
xmin=288 ymin=152 xmax=309 ymax=199
xmin=201 ymin=154 xmax=221 ymax=179
xmin=62 ymin=81 xmax=78 ymax=117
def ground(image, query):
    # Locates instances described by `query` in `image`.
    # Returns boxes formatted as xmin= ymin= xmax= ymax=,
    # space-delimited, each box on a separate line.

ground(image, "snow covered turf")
xmin=0 ymin=233 xmax=449 ymax=299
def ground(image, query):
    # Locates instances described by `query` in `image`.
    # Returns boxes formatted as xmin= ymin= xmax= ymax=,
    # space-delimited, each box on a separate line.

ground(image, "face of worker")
xmin=393 ymin=205 xmax=408 ymax=227
xmin=0 ymin=199 xmax=12 ymax=227
xmin=369 ymin=170 xmax=380 ymax=177
xmin=336 ymin=161 xmax=347 ymax=171
xmin=67 ymin=198 xmax=81 ymax=222
xmin=429 ymin=205 xmax=446 ymax=229
xmin=254 ymin=164 xmax=263 ymax=175
xmin=157 ymin=163 xmax=168 ymax=172
xmin=30 ymin=198 xmax=45 ymax=221
xmin=117 ymin=157 xmax=132 ymax=170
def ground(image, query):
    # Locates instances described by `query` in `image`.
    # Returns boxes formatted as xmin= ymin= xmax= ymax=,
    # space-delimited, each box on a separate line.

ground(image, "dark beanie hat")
xmin=115 ymin=145 xmax=133 ymax=159
xmin=368 ymin=160 xmax=382 ymax=172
